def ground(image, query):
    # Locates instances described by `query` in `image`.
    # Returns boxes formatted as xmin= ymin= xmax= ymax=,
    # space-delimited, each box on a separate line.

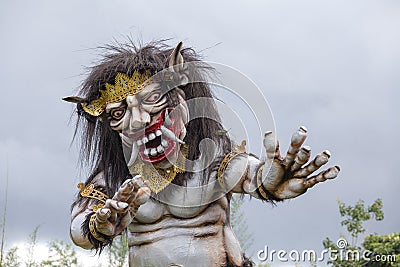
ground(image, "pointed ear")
xmin=168 ymin=42 xmax=184 ymax=73
xmin=167 ymin=42 xmax=189 ymax=86
xmin=62 ymin=96 xmax=84 ymax=103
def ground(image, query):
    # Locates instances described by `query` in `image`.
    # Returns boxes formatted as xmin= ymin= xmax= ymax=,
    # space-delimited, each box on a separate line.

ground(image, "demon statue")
xmin=64 ymin=41 xmax=340 ymax=267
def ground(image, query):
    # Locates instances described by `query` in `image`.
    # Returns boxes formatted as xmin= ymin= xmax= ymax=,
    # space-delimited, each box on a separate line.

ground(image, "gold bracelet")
xmin=256 ymin=165 xmax=269 ymax=200
xmin=89 ymin=214 xmax=107 ymax=242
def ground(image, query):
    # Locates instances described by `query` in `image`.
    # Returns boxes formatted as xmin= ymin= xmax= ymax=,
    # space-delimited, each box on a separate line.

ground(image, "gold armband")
xmin=256 ymin=165 xmax=269 ymax=200
xmin=78 ymin=183 xmax=109 ymax=204
xmin=217 ymin=140 xmax=247 ymax=188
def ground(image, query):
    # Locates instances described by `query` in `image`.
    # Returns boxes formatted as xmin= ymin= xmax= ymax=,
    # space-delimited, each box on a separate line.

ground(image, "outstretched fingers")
xmin=113 ymin=175 xmax=150 ymax=207
xmin=126 ymin=176 xmax=150 ymax=210
xmin=133 ymin=186 xmax=151 ymax=207
xmin=294 ymin=150 xmax=331 ymax=178
xmin=115 ymin=212 xmax=133 ymax=234
xmin=283 ymin=126 xmax=308 ymax=169
xmin=113 ymin=178 xmax=136 ymax=203
xmin=290 ymin=146 xmax=311 ymax=172
xmin=262 ymin=131 xmax=285 ymax=190
xmin=94 ymin=199 xmax=130 ymax=236
xmin=94 ymin=208 xmax=113 ymax=236
xmin=103 ymin=199 xmax=129 ymax=223
xmin=96 ymin=208 xmax=111 ymax=224
xmin=304 ymin=166 xmax=341 ymax=188
xmin=263 ymin=131 xmax=280 ymax=160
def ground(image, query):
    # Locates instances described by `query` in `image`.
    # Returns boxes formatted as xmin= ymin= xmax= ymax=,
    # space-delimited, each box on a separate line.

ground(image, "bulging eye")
xmin=111 ymin=108 xmax=125 ymax=120
xmin=143 ymin=91 xmax=162 ymax=104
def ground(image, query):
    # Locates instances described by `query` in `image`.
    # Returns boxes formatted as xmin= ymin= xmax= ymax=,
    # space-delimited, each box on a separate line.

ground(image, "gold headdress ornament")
xmin=63 ymin=70 xmax=153 ymax=117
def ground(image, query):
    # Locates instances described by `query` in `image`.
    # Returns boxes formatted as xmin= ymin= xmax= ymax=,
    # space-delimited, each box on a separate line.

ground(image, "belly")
xmin=129 ymin=230 xmax=226 ymax=267
xmin=128 ymin=203 xmax=229 ymax=266
xmin=129 ymin=202 xmax=225 ymax=243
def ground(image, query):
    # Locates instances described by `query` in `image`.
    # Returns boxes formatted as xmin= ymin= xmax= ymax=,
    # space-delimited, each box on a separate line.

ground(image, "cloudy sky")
xmin=0 ymin=0 xmax=399 ymax=265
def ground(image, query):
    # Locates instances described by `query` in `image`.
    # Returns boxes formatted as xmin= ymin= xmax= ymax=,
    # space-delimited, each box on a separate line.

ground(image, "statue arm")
xmin=221 ymin=153 xmax=273 ymax=200
xmin=70 ymin=172 xmax=150 ymax=251
xmin=70 ymin=172 xmax=106 ymax=250
xmin=70 ymin=201 xmax=95 ymax=249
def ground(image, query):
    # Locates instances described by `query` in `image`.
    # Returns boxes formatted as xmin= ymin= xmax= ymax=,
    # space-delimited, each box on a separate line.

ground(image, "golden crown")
xmin=80 ymin=70 xmax=153 ymax=116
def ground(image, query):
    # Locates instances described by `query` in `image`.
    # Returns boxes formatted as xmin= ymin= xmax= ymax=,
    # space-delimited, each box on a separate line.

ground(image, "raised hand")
xmin=94 ymin=175 xmax=150 ymax=237
xmin=262 ymin=126 xmax=340 ymax=199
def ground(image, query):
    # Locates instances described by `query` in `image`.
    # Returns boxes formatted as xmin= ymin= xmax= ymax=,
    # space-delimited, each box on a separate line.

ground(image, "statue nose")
xmin=130 ymin=118 xmax=146 ymax=129
xmin=128 ymin=107 xmax=151 ymax=130
xmin=125 ymin=95 xmax=150 ymax=130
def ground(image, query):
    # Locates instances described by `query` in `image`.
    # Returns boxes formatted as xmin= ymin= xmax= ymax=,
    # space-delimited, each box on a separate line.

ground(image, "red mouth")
xmin=130 ymin=109 xmax=182 ymax=163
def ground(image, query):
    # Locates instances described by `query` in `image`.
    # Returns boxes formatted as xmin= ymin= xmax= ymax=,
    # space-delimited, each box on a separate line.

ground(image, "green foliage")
xmin=230 ymin=194 xmax=254 ymax=254
xmin=25 ymin=226 xmax=40 ymax=267
xmin=2 ymin=247 xmax=20 ymax=267
xmin=338 ymin=198 xmax=384 ymax=245
xmin=362 ymin=232 xmax=400 ymax=266
xmin=41 ymin=240 xmax=78 ymax=267
xmin=324 ymin=199 xmax=398 ymax=266
xmin=0 ymin=221 xmax=130 ymax=267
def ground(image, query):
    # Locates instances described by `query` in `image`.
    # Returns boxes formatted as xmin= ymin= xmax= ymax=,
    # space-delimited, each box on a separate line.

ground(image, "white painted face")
xmin=105 ymin=82 xmax=188 ymax=167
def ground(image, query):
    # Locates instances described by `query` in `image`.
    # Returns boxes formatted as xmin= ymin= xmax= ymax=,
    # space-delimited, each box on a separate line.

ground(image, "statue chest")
xmin=134 ymin=170 xmax=225 ymax=222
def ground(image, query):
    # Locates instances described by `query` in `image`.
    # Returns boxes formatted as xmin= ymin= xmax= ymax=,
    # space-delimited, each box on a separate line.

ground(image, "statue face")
xmin=105 ymin=82 xmax=188 ymax=167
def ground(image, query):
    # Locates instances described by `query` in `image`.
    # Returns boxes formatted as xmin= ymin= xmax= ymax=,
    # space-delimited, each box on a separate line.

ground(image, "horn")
xmin=62 ymin=96 xmax=84 ymax=103
xmin=168 ymin=42 xmax=184 ymax=73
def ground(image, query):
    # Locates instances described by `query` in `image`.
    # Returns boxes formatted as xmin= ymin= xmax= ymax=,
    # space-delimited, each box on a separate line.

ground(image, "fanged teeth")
xmin=119 ymin=133 xmax=133 ymax=147
xmin=136 ymin=124 xmax=184 ymax=158
xmin=127 ymin=142 xmax=139 ymax=167
xmin=143 ymin=143 xmax=168 ymax=158
xmin=136 ymin=131 xmax=161 ymax=146
xmin=164 ymin=110 xmax=173 ymax=127
xmin=161 ymin=139 xmax=168 ymax=148
xmin=160 ymin=125 xmax=185 ymax=145
xmin=148 ymin=133 xmax=156 ymax=140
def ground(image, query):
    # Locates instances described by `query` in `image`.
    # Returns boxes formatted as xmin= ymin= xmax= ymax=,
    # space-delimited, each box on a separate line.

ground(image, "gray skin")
xmin=70 ymin=44 xmax=340 ymax=267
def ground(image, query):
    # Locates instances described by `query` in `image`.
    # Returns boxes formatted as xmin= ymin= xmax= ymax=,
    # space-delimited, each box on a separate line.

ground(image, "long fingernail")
xmin=118 ymin=202 xmax=129 ymax=209
xmin=99 ymin=209 xmax=110 ymax=216
xmin=323 ymin=150 xmax=331 ymax=157
xmin=325 ymin=167 xmax=339 ymax=179
xmin=315 ymin=154 xmax=329 ymax=166
xmin=264 ymin=131 xmax=273 ymax=136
